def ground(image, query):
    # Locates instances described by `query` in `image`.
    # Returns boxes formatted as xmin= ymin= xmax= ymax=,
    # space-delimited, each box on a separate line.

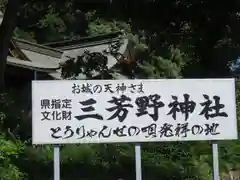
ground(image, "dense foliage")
xmin=1 ymin=0 xmax=240 ymax=179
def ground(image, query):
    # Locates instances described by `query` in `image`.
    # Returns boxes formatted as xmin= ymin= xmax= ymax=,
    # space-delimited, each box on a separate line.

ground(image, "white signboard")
xmin=32 ymin=79 xmax=237 ymax=145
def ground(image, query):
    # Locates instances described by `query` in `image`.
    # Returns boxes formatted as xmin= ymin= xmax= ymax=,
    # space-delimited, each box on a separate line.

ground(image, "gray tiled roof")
xmin=7 ymin=32 xmax=130 ymax=80
xmin=61 ymin=38 xmax=128 ymax=69
xmin=43 ymin=31 xmax=123 ymax=50
xmin=1 ymin=11 xmax=130 ymax=80
xmin=7 ymin=39 xmax=62 ymax=72
xmin=13 ymin=38 xmax=63 ymax=58
xmin=7 ymin=56 xmax=59 ymax=73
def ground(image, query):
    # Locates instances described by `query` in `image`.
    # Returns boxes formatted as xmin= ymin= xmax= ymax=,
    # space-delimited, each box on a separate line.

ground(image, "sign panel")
xmin=32 ymin=79 xmax=237 ymax=144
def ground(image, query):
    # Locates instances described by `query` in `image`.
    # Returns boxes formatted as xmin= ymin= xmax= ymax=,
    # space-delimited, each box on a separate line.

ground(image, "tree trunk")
xmin=0 ymin=0 xmax=21 ymax=93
